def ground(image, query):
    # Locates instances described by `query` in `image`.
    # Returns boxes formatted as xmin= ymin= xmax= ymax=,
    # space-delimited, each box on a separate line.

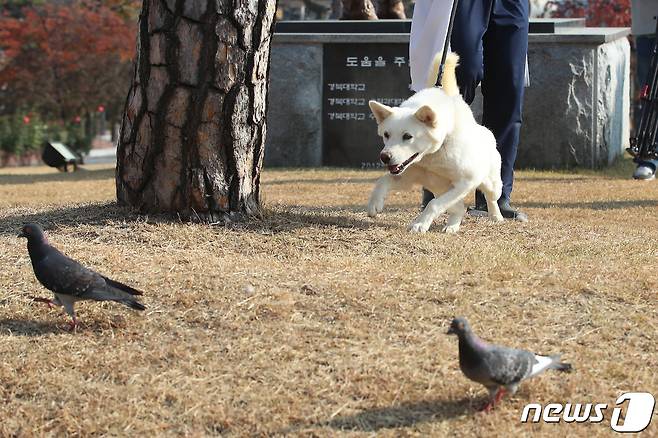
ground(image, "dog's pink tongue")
xmin=388 ymin=164 xmax=400 ymax=173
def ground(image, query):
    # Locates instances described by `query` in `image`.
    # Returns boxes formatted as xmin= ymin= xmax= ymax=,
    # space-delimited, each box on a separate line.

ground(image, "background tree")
xmin=116 ymin=0 xmax=277 ymax=220
xmin=0 ymin=0 xmax=137 ymax=155
xmin=0 ymin=1 xmax=137 ymax=133
xmin=543 ymin=0 xmax=630 ymax=26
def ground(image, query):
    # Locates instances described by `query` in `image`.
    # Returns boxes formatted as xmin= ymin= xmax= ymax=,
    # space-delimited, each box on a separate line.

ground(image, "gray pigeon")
xmin=19 ymin=223 xmax=145 ymax=330
xmin=447 ymin=317 xmax=572 ymax=412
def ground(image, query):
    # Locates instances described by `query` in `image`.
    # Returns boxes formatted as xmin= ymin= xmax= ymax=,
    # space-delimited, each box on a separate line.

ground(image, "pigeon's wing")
xmin=78 ymin=282 xmax=146 ymax=310
xmin=484 ymin=347 xmax=536 ymax=386
xmin=100 ymin=275 xmax=143 ymax=296
xmin=80 ymin=285 xmax=135 ymax=302
xmin=33 ymin=248 xmax=106 ymax=297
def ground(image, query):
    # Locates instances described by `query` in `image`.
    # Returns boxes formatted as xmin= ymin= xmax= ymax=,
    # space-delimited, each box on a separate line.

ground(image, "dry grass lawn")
xmin=0 ymin=162 xmax=656 ymax=437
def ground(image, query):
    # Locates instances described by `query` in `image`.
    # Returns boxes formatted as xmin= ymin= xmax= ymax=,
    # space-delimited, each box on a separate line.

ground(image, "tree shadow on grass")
xmin=262 ymin=176 xmax=377 ymax=186
xmin=0 ymin=310 xmax=130 ymax=336
xmin=517 ymin=199 xmax=658 ymax=210
xmin=0 ymin=202 xmax=160 ymax=236
xmin=0 ymin=199 xmax=405 ymax=237
xmin=279 ymin=396 xmax=477 ymax=434
xmin=326 ymin=397 xmax=475 ymax=431
xmin=261 ymin=177 xmax=377 ymax=187
xmin=0 ymin=319 xmax=63 ymax=336
xmin=515 ymin=176 xmax=599 ymax=183
xmin=0 ymin=167 xmax=115 ymax=185
xmin=257 ymin=204 xmax=407 ymax=232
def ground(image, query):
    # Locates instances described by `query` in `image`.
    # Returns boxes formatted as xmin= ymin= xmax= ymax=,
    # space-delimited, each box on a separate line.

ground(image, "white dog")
xmin=367 ymin=52 xmax=504 ymax=233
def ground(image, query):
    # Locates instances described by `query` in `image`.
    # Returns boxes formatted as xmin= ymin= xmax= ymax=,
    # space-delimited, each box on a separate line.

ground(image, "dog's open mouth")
xmin=388 ymin=153 xmax=419 ymax=175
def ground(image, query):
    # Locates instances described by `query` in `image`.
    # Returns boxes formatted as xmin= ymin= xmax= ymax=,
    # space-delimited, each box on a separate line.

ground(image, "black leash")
xmin=435 ymin=0 xmax=461 ymax=86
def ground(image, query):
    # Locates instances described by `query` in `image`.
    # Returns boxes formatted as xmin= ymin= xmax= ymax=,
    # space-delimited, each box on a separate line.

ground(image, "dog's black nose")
xmin=380 ymin=152 xmax=391 ymax=164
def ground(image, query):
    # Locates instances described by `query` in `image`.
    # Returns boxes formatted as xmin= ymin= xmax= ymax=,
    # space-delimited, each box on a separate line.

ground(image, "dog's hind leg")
xmin=486 ymin=197 xmax=504 ymax=222
xmin=410 ymin=181 xmax=475 ymax=233
xmin=486 ymin=196 xmax=504 ymax=222
xmin=442 ymin=200 xmax=466 ymax=233
xmin=480 ymin=183 xmax=504 ymax=222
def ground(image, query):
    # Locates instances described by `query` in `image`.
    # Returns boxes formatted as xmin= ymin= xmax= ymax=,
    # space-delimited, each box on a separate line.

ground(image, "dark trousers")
xmin=423 ymin=0 xmax=529 ymax=207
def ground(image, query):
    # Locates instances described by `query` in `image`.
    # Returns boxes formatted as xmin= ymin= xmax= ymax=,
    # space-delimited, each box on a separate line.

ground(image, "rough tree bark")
xmin=116 ymin=0 xmax=276 ymax=221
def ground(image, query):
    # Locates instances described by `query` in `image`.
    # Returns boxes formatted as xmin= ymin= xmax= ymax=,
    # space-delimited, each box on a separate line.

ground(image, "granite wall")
xmin=267 ymin=44 xmax=323 ymax=167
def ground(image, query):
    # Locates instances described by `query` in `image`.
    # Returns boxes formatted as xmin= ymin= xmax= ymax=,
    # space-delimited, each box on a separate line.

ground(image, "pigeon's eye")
xmin=383 ymin=132 xmax=390 ymax=140
xmin=23 ymin=228 xmax=31 ymax=234
xmin=403 ymin=133 xmax=413 ymax=141
xmin=457 ymin=322 xmax=464 ymax=330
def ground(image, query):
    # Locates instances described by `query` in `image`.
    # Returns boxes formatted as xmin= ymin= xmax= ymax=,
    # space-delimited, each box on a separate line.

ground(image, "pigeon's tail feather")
xmin=123 ymin=299 xmax=146 ymax=311
xmin=530 ymin=354 xmax=572 ymax=377
xmin=548 ymin=354 xmax=572 ymax=372
xmin=528 ymin=354 xmax=561 ymax=377
xmin=102 ymin=275 xmax=143 ymax=296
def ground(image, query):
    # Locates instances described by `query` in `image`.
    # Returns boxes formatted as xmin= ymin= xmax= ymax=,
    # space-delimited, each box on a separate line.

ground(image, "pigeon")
xmin=18 ymin=223 xmax=145 ymax=330
xmin=447 ymin=317 xmax=572 ymax=412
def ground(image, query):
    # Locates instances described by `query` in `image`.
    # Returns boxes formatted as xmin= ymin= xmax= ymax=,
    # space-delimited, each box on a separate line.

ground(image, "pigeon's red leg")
xmin=478 ymin=388 xmax=505 ymax=413
xmin=67 ymin=316 xmax=79 ymax=332
xmin=494 ymin=387 xmax=506 ymax=404
xmin=479 ymin=401 xmax=494 ymax=413
xmin=32 ymin=297 xmax=55 ymax=309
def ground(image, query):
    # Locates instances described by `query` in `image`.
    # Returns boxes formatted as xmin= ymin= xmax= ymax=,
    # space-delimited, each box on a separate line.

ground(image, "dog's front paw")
xmin=367 ymin=197 xmax=385 ymax=217
xmin=408 ymin=219 xmax=431 ymax=233
xmin=442 ymin=224 xmax=460 ymax=234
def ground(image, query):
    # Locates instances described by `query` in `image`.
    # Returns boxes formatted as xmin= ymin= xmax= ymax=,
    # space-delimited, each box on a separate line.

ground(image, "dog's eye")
xmin=403 ymin=133 xmax=413 ymax=141
xmin=383 ymin=132 xmax=390 ymax=140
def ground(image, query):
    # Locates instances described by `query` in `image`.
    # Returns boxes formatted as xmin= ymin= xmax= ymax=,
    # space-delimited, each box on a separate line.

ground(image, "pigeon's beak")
xmin=17 ymin=231 xmax=26 ymax=238
xmin=446 ymin=327 xmax=455 ymax=335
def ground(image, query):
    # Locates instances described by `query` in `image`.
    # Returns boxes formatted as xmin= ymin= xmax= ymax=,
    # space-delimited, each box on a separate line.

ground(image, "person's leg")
xmin=480 ymin=0 xmax=529 ymax=219
xmin=422 ymin=0 xmax=491 ymax=208
xmin=482 ymin=0 xmax=529 ymax=201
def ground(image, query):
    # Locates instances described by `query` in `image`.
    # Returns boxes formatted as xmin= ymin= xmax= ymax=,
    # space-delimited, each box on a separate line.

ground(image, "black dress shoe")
xmin=497 ymin=200 xmax=528 ymax=222
xmin=467 ymin=199 xmax=529 ymax=222
xmin=421 ymin=188 xmax=434 ymax=209
xmin=424 ymin=189 xmax=528 ymax=222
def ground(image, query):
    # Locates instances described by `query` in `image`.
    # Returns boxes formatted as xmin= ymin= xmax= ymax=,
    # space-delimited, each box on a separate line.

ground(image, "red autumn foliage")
xmin=544 ymin=0 xmax=631 ymax=27
xmin=0 ymin=1 xmax=137 ymax=122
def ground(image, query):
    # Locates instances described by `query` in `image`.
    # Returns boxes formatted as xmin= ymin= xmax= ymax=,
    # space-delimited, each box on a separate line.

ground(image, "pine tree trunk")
xmin=116 ymin=0 xmax=277 ymax=221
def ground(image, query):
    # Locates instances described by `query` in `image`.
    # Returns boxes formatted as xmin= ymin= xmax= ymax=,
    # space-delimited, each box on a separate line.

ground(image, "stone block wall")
xmin=266 ymin=26 xmax=631 ymax=169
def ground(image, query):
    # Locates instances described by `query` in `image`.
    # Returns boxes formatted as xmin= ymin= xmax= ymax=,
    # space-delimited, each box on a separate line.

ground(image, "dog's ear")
xmin=414 ymin=105 xmax=436 ymax=127
xmin=369 ymin=100 xmax=393 ymax=124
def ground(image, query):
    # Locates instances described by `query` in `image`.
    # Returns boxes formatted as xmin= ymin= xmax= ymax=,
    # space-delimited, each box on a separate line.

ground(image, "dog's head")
xmin=369 ymin=97 xmax=454 ymax=175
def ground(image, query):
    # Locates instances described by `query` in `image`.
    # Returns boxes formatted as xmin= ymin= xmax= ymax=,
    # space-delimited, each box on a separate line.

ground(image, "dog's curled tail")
xmin=426 ymin=52 xmax=460 ymax=97
xmin=441 ymin=52 xmax=460 ymax=97
xmin=426 ymin=52 xmax=443 ymax=89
